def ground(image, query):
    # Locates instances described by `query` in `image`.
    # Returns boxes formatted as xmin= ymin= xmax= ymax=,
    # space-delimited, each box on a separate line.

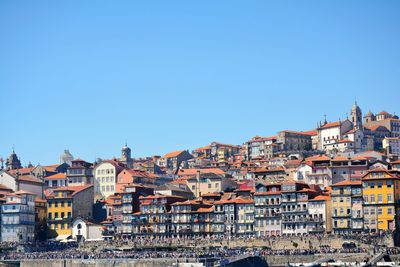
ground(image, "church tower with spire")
xmin=121 ymin=141 xmax=133 ymax=168
xmin=350 ymin=101 xmax=363 ymax=130
xmin=5 ymin=149 xmax=22 ymax=170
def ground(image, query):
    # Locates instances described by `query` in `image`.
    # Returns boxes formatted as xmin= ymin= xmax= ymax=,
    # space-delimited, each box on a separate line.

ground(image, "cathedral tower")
xmin=121 ymin=142 xmax=132 ymax=168
xmin=350 ymin=101 xmax=363 ymax=130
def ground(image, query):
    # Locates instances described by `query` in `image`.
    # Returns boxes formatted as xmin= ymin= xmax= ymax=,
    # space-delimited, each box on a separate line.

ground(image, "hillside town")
xmin=1 ymin=102 xmax=400 ymax=248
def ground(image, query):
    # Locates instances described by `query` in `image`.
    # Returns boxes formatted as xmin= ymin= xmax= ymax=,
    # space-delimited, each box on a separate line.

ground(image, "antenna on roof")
xmin=323 ymin=114 xmax=327 ymax=124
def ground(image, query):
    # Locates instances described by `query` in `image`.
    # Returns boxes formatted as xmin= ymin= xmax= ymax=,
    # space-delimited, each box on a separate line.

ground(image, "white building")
xmin=383 ymin=137 xmax=400 ymax=158
xmin=308 ymin=195 xmax=331 ymax=234
xmin=93 ymin=160 xmax=124 ymax=199
xmin=72 ymin=218 xmax=103 ymax=242
xmin=295 ymin=162 xmax=312 ymax=182
xmin=0 ymin=170 xmax=17 ymax=190
xmin=318 ymin=120 xmax=353 ymax=153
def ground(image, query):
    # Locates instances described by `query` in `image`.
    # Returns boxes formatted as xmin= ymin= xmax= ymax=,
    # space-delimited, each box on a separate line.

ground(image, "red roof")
xmin=45 ymin=173 xmax=67 ymax=180
xmin=331 ymin=156 xmax=350 ymax=162
xmin=163 ymin=150 xmax=185 ymax=158
xmin=332 ymin=180 xmax=362 ymax=187
xmin=302 ymin=130 xmax=318 ymax=136
xmin=320 ymin=121 xmax=342 ymax=129
xmin=177 ymin=168 xmax=225 ymax=176
xmin=309 ymin=195 xmax=331 ymax=201
xmin=52 ymin=185 xmax=93 ymax=196
xmin=18 ymin=175 xmax=44 ymax=184
xmin=196 ymin=207 xmax=213 ymax=213
xmin=281 ymin=130 xmax=315 ymax=136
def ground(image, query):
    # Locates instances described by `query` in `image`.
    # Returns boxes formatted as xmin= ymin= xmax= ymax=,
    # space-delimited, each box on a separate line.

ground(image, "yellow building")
xmin=331 ymin=180 xmax=363 ymax=234
xmin=46 ymin=185 xmax=94 ymax=239
xmin=362 ymin=169 xmax=400 ymax=232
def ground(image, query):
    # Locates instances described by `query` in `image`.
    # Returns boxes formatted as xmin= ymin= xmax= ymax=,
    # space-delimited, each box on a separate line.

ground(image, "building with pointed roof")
xmin=5 ymin=150 xmax=22 ymax=171
xmin=60 ymin=149 xmax=74 ymax=166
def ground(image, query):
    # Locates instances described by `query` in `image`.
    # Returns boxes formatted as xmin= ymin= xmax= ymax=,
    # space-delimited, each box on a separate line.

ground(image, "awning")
xmin=56 ymin=234 xmax=71 ymax=241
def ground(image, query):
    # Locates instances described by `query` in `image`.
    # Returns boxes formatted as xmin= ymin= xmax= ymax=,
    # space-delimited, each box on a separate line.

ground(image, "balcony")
xmin=281 ymin=208 xmax=307 ymax=213
xmin=332 ymin=214 xmax=351 ymax=218
xmin=282 ymin=217 xmax=309 ymax=223
xmin=309 ymin=227 xmax=325 ymax=232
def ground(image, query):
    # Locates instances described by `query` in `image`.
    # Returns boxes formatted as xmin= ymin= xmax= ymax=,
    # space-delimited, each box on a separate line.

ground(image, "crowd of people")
xmin=0 ymin=233 xmax=397 ymax=261
xmin=0 ymin=247 xmax=379 ymax=261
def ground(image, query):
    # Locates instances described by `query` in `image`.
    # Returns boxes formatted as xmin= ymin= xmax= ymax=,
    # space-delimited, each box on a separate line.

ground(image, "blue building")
xmin=1 ymin=190 xmax=36 ymax=242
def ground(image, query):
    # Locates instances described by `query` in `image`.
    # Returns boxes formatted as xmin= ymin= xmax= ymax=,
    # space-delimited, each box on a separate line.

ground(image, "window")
xmin=208 ymin=184 xmax=211 ymax=188
xmin=370 ymin=208 xmax=375 ymax=215
xmin=388 ymin=194 xmax=393 ymax=203
xmin=378 ymin=194 xmax=383 ymax=203
xmin=55 ymin=212 xmax=59 ymax=218
xmin=388 ymin=208 xmax=393 ymax=215
xmin=378 ymin=208 xmax=383 ymax=215
xmin=370 ymin=195 xmax=375 ymax=203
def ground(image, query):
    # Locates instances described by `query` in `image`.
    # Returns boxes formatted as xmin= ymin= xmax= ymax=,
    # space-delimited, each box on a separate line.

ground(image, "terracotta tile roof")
xmin=302 ymin=130 xmax=318 ymax=136
xmin=45 ymin=173 xmax=67 ymax=180
xmin=364 ymin=125 xmax=389 ymax=132
xmin=305 ymin=155 xmax=330 ymax=162
xmin=281 ymin=130 xmax=314 ymax=136
xmin=163 ymin=150 xmax=185 ymax=158
xmin=309 ymin=195 xmax=331 ymax=201
xmin=8 ymin=167 xmax=35 ymax=175
xmin=332 ymin=180 xmax=362 ymax=187
xmin=351 ymin=156 xmax=369 ymax=161
xmin=196 ymin=207 xmax=213 ymax=213
xmin=52 ymin=185 xmax=93 ymax=196
xmin=194 ymin=145 xmax=211 ymax=151
xmin=331 ymin=156 xmax=350 ymax=162
xmin=362 ymin=168 xmax=400 ymax=180
xmin=177 ymin=168 xmax=225 ymax=176
xmin=43 ymin=164 xmax=60 ymax=172
xmin=18 ymin=175 xmax=44 ymax=184
xmin=254 ymin=191 xmax=281 ymax=196
xmin=320 ymin=121 xmax=342 ymax=129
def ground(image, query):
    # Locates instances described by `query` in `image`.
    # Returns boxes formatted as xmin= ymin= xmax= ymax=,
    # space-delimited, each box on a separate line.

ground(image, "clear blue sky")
xmin=1 ymin=1 xmax=399 ymax=166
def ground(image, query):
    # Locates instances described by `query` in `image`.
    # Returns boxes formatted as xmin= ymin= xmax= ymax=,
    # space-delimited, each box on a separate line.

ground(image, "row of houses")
xmin=100 ymin=168 xmax=400 ymax=239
